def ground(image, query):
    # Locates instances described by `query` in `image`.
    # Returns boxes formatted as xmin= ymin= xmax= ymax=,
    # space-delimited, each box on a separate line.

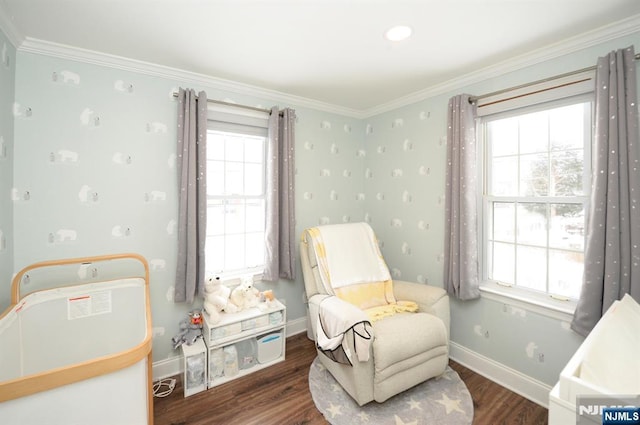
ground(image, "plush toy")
xmin=203 ymin=277 xmax=238 ymax=324
xmin=229 ymin=278 xmax=260 ymax=311
xmin=171 ymin=310 xmax=203 ymax=349
xmin=257 ymin=289 xmax=276 ymax=311
xmin=261 ymin=289 xmax=275 ymax=302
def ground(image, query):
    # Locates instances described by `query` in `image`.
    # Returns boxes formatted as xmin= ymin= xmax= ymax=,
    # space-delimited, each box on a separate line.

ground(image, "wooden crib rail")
xmin=11 ymin=252 xmax=150 ymax=304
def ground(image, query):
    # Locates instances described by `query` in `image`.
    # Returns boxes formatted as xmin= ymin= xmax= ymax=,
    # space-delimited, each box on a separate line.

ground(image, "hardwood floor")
xmin=153 ymin=333 xmax=548 ymax=425
xmin=449 ymin=361 xmax=548 ymax=425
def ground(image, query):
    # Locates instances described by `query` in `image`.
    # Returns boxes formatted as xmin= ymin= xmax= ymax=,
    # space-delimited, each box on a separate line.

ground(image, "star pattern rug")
xmin=308 ymin=357 xmax=473 ymax=425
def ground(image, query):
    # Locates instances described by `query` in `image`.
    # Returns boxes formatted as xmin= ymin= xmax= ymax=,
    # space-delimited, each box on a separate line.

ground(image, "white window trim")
xmin=476 ymin=72 xmax=595 ymax=320
xmin=480 ymin=282 xmax=577 ymax=321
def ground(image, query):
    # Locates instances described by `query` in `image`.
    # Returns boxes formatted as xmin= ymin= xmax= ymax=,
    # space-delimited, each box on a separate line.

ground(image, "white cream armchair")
xmin=301 ymin=223 xmax=450 ymax=406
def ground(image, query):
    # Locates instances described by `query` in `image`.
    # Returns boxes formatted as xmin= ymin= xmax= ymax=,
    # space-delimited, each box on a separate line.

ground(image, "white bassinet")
xmin=549 ymin=294 xmax=640 ymax=424
xmin=0 ymin=253 xmax=153 ymax=425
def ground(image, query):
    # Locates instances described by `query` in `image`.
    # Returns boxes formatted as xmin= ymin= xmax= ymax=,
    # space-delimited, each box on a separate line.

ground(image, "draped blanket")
xmin=304 ymin=223 xmax=418 ymax=322
xmin=304 ymin=223 xmax=419 ymax=364
xmin=316 ymin=296 xmax=372 ymax=365
xmin=305 ymin=223 xmax=391 ymax=292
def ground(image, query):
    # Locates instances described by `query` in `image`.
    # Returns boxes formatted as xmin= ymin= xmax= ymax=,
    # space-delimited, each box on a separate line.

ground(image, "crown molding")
xmin=363 ymin=13 xmax=640 ymax=117
xmin=18 ymin=37 xmax=364 ymax=119
xmin=0 ymin=2 xmax=24 ymax=47
xmin=6 ymin=10 xmax=640 ymax=120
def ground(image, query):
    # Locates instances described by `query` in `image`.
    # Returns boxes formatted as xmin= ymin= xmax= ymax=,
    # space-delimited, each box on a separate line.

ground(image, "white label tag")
xmin=67 ymin=291 xmax=112 ymax=320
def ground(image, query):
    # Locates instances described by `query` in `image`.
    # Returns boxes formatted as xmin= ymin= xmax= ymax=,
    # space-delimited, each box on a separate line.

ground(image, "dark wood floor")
xmin=153 ymin=333 xmax=548 ymax=425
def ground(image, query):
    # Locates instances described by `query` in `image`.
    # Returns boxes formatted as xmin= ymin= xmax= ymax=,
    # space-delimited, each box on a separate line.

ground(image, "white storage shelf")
xmin=203 ymin=299 xmax=286 ymax=389
xmin=181 ymin=338 xmax=207 ymax=397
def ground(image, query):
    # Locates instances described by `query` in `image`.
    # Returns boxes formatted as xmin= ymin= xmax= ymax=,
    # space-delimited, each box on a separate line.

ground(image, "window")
xmin=205 ymin=109 xmax=268 ymax=279
xmin=481 ymin=97 xmax=592 ymax=301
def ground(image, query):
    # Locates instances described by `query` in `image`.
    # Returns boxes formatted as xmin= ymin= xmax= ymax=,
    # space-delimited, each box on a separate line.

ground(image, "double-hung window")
xmin=205 ymin=106 xmax=269 ymax=280
xmin=478 ymin=73 xmax=594 ymax=305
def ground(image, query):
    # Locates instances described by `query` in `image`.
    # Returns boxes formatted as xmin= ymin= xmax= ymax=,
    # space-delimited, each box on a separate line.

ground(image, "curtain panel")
xmin=264 ymin=107 xmax=297 ymax=281
xmin=444 ymin=94 xmax=480 ymax=300
xmin=174 ymin=88 xmax=208 ymax=303
xmin=571 ymin=46 xmax=640 ymax=336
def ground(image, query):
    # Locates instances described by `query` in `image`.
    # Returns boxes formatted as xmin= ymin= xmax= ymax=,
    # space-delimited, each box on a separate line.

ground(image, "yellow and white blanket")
xmin=304 ymin=223 xmax=418 ymax=323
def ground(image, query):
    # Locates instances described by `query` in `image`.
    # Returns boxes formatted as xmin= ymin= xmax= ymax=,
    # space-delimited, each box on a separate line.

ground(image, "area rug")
xmin=308 ymin=357 xmax=473 ymax=425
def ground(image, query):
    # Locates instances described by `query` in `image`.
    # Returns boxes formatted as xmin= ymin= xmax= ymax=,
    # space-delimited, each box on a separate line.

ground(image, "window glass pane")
xmin=491 ymin=242 xmax=515 ymax=284
xmin=205 ymin=235 xmax=225 ymax=273
xmin=483 ymin=99 xmax=590 ymax=299
xmin=225 ymin=234 xmax=245 ymax=270
xmin=224 ymin=200 xmax=245 ymax=234
xmin=488 ymin=118 xmax=518 ymax=157
xmin=519 ymin=153 xmax=548 ymax=196
xmin=244 ymin=136 xmax=264 ymax=163
xmin=550 ymin=103 xmax=586 ymax=150
xmin=519 ymin=110 xmax=549 ymax=154
xmin=205 ymin=128 xmax=267 ymax=275
xmin=517 ymin=203 xmax=547 ymax=247
xmin=490 ymin=156 xmax=518 ymax=196
xmin=549 ymin=250 xmax=583 ymax=299
xmin=225 ymin=162 xmax=244 ymax=195
xmin=245 ymin=163 xmax=263 ymax=196
xmin=208 ymin=133 xmax=224 ymax=160
xmin=516 ymin=245 xmax=546 ymax=292
xmin=207 ymin=201 xmax=225 ymax=235
xmin=550 ymin=149 xmax=583 ymax=196
xmin=491 ymin=202 xmax=515 ymax=242
xmin=549 ymin=204 xmax=585 ymax=250
xmin=246 ymin=199 xmax=265 ymax=233
xmin=225 ymin=135 xmax=244 ymax=161
xmin=245 ymin=232 xmax=265 ymax=267
xmin=207 ymin=160 xmax=224 ymax=196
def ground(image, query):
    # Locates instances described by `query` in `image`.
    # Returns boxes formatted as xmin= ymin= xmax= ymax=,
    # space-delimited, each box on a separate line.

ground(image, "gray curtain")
xmin=571 ymin=47 xmax=640 ymax=336
xmin=444 ymin=94 xmax=480 ymax=300
xmin=264 ymin=107 xmax=296 ymax=281
xmin=174 ymin=88 xmax=208 ymax=303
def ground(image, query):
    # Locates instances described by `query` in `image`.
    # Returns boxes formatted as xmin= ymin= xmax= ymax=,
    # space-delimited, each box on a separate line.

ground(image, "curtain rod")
xmin=172 ymin=91 xmax=283 ymax=115
xmin=469 ymin=52 xmax=640 ymax=104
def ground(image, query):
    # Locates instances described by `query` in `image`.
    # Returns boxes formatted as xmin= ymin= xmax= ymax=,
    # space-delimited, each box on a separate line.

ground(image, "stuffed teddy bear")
xmin=203 ymin=277 xmax=238 ymax=324
xmin=229 ymin=277 xmax=260 ymax=311
xmin=171 ymin=310 xmax=203 ymax=349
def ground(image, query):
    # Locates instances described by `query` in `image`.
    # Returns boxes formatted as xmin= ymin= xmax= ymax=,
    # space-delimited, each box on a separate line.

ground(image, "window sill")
xmin=479 ymin=281 xmax=577 ymax=322
xmin=216 ymin=269 xmax=264 ymax=286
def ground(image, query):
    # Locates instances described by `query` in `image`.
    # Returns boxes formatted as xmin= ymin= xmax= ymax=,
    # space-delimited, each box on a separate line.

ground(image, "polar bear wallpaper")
xmin=0 ymin=18 xmax=604 ymax=389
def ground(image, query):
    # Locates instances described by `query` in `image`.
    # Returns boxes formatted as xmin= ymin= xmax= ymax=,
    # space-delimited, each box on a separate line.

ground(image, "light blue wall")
xmin=0 ymin=28 xmax=15 ymax=307
xmin=10 ymin=51 xmax=365 ymax=363
xmin=363 ymin=32 xmax=640 ymax=386
xmin=5 ymin=25 xmax=639 ymax=387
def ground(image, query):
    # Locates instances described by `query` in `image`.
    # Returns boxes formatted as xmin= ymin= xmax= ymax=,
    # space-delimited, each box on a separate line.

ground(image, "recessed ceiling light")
xmin=384 ymin=25 xmax=412 ymax=42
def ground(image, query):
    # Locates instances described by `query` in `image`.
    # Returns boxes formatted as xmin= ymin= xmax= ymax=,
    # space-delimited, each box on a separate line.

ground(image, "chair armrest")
xmin=307 ymin=294 xmax=331 ymax=341
xmin=393 ymin=280 xmax=450 ymax=339
xmin=393 ymin=280 xmax=446 ymax=306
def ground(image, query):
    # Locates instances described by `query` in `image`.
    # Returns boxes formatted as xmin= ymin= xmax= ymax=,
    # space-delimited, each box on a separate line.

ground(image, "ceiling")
xmin=2 ymin=0 xmax=640 ymax=113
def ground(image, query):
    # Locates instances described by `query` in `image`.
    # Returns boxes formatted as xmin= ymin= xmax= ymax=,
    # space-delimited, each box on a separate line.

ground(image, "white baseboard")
xmin=153 ymin=323 xmax=553 ymax=409
xmin=284 ymin=316 xmax=308 ymax=337
xmin=152 ymin=317 xmax=309 ymax=381
xmin=152 ymin=356 xmax=182 ymax=382
xmin=449 ymin=341 xmax=551 ymax=408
